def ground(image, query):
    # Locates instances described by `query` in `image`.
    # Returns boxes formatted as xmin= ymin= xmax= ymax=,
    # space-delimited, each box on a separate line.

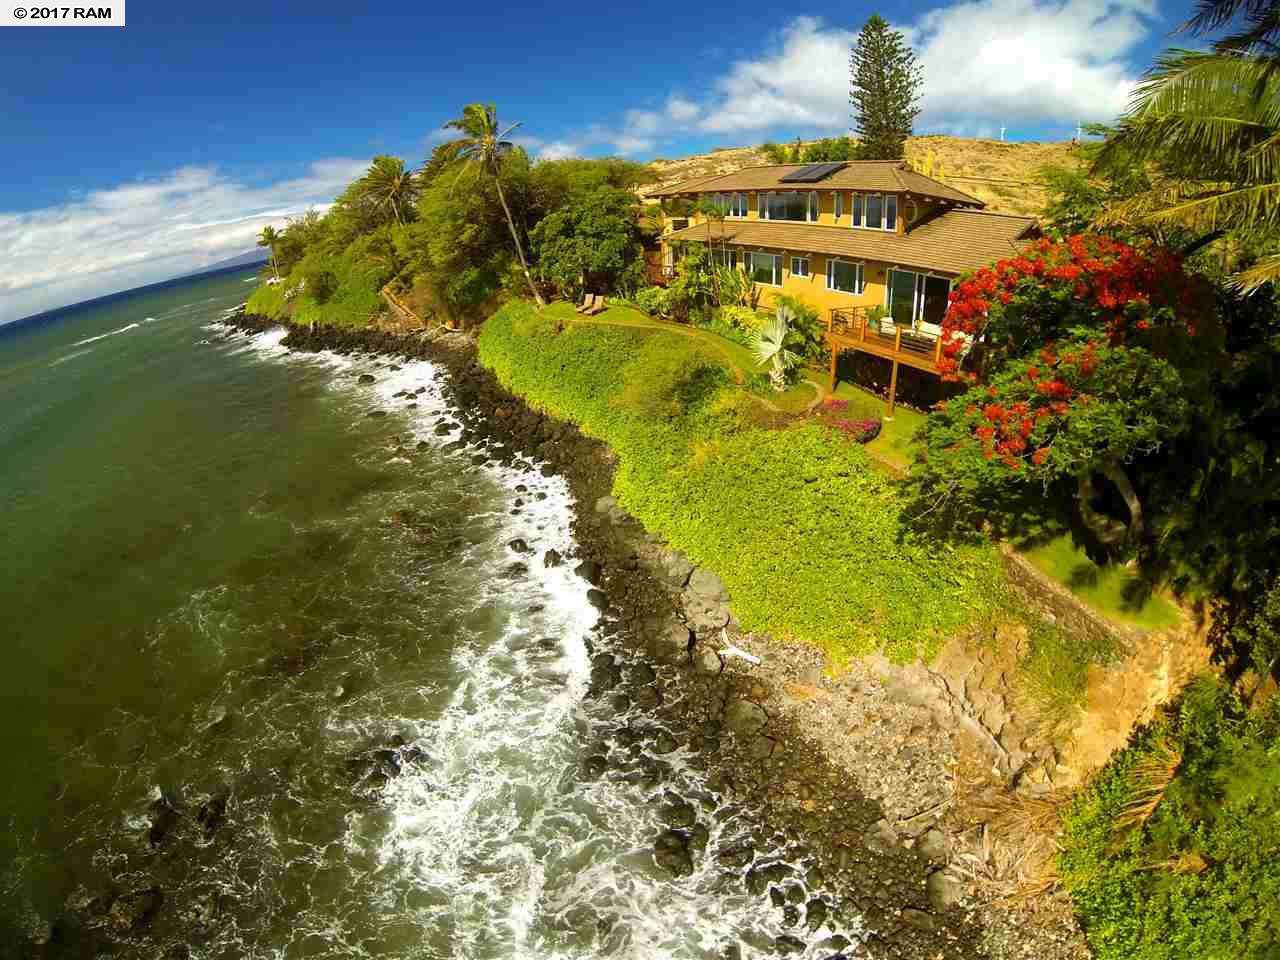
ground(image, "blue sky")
xmin=1 ymin=0 xmax=1195 ymax=322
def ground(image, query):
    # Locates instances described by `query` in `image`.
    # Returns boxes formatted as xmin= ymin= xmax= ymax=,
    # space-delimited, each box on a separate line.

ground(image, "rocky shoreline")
xmin=212 ymin=311 xmax=1089 ymax=960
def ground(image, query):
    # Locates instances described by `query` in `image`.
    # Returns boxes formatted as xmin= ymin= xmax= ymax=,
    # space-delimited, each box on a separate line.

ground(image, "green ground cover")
xmin=480 ymin=300 xmax=1007 ymax=662
xmin=1020 ymin=535 xmax=1182 ymax=630
xmin=1060 ymin=677 xmax=1280 ymax=960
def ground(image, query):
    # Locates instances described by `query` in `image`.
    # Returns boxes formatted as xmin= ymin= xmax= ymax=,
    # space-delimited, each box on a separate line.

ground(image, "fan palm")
xmin=751 ymin=307 xmax=800 ymax=391
xmin=1094 ymin=50 xmax=1280 ymax=290
xmin=257 ymin=225 xmax=280 ymax=280
xmin=439 ymin=103 xmax=544 ymax=306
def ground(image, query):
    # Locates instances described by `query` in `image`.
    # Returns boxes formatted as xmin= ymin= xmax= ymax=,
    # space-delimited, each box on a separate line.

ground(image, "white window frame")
xmin=850 ymin=193 xmax=897 ymax=231
xmin=808 ymin=191 xmax=819 ymax=222
xmin=747 ymin=251 xmax=783 ymax=287
xmin=791 ymin=256 xmax=810 ymax=278
xmin=825 ymin=257 xmax=865 ymax=295
xmin=834 ymin=191 xmax=843 ymax=221
xmin=885 ymin=268 xmax=953 ymax=331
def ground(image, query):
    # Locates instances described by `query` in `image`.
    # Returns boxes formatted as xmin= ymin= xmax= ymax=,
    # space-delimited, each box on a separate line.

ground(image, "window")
xmin=834 ymin=192 xmax=843 ymax=221
xmin=809 ymin=191 xmax=819 ymax=222
xmin=758 ymin=191 xmax=766 ymax=218
xmin=865 ymin=194 xmax=884 ymax=230
xmin=826 ymin=258 xmax=864 ymax=295
xmin=711 ymin=192 xmax=748 ymax=217
xmin=747 ymin=252 xmax=783 ymax=286
xmin=849 ymin=193 xmax=897 ymax=230
xmin=791 ymin=257 xmax=809 ymax=278
xmin=764 ymin=191 xmax=809 ymax=222
xmin=712 ymin=248 xmax=738 ymax=269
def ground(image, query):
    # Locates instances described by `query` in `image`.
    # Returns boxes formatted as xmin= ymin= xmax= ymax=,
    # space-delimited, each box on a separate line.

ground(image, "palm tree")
xmin=751 ymin=307 xmax=800 ymax=391
xmin=439 ymin=103 xmax=544 ymax=306
xmin=257 ymin=225 xmax=280 ymax=280
xmin=1094 ymin=50 xmax=1280 ymax=290
xmin=358 ymin=155 xmax=417 ymax=227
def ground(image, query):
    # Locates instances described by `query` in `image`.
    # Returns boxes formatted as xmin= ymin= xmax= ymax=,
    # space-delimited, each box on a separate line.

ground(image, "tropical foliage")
xmin=478 ymin=301 xmax=1006 ymax=661
xmin=1060 ymin=677 xmax=1280 ymax=960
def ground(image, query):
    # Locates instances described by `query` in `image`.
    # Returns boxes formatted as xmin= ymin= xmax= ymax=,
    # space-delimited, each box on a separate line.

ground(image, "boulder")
xmin=656 ymin=550 xmax=695 ymax=590
xmin=918 ymin=828 xmax=947 ymax=864
xmin=653 ymin=829 xmax=694 ymax=877
xmin=926 ymin=870 xmax=964 ymax=911
xmin=357 ymin=374 xmax=376 ymax=384
xmin=586 ymin=589 xmax=608 ymax=610
xmin=543 ymin=549 xmax=563 ymax=568
xmin=508 ymin=538 xmax=532 ymax=554
xmin=574 ymin=559 xmax=603 ymax=585
xmin=693 ymin=646 xmax=723 ymax=675
xmin=723 ymin=698 xmax=767 ymax=736
xmin=682 ymin=567 xmax=732 ymax=630
xmin=646 ymin=621 xmax=692 ymax=664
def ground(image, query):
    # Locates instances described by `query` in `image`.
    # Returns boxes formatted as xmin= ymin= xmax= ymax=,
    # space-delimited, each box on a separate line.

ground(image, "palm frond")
xmin=1228 ymin=250 xmax=1280 ymax=291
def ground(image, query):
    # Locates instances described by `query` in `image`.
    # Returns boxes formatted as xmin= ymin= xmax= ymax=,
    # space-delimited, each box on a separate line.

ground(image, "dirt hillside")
xmin=644 ymin=135 xmax=1080 ymax=217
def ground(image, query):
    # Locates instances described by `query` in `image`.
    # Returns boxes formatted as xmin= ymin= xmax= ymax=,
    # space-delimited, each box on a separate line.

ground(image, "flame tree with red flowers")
xmin=909 ymin=233 xmax=1222 ymax=554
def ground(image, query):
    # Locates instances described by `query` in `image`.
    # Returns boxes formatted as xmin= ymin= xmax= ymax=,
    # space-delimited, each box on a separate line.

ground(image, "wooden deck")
xmin=825 ymin=308 xmax=943 ymax=413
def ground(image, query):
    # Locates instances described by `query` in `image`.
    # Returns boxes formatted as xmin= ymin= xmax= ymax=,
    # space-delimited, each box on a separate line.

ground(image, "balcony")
xmin=826 ymin=308 xmax=943 ymax=374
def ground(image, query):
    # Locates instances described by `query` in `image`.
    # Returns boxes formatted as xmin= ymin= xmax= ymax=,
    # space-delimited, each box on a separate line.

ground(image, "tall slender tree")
xmin=257 ymin=225 xmax=280 ymax=280
xmin=439 ymin=103 xmax=544 ymax=306
xmin=849 ymin=15 xmax=923 ymax=160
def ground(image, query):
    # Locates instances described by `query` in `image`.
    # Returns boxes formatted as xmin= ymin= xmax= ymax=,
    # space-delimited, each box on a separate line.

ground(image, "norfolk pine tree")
xmin=849 ymin=15 xmax=923 ymax=160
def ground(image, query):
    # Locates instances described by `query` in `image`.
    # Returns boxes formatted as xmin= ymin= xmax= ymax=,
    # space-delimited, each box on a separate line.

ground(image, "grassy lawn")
xmin=1020 ymin=534 xmax=1182 ymax=630
xmin=826 ymin=378 xmax=926 ymax=471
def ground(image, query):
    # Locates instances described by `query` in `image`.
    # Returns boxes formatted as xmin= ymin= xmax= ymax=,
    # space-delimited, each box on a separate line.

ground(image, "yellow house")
xmin=650 ymin=160 xmax=1039 ymax=407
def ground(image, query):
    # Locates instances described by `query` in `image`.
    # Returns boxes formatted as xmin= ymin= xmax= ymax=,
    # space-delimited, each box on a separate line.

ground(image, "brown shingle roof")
xmin=651 ymin=161 xmax=983 ymax=206
xmin=662 ymin=209 xmax=1038 ymax=276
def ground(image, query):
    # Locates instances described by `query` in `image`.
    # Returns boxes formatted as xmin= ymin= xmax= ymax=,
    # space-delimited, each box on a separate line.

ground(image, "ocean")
xmin=0 ymin=268 xmax=852 ymax=958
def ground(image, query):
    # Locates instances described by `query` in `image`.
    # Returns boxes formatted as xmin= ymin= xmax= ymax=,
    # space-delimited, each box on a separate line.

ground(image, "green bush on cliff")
xmin=1058 ymin=676 xmax=1280 ymax=960
xmin=479 ymin=300 xmax=1005 ymax=660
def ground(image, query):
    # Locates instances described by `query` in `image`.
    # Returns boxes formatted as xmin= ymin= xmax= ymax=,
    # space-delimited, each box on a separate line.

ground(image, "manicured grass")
xmin=827 ymin=379 xmax=927 ymax=471
xmin=1020 ymin=534 xmax=1182 ymax=630
xmin=770 ymin=380 xmax=820 ymax=414
xmin=480 ymin=301 xmax=1007 ymax=663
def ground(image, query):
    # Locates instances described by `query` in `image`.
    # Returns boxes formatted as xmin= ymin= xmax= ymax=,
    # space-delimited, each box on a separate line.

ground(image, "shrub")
xmin=720 ymin=304 xmax=765 ymax=333
xmin=478 ymin=300 xmax=1007 ymax=661
xmin=832 ymin=418 xmax=881 ymax=443
xmin=634 ymin=285 xmax=673 ymax=317
xmin=246 ymin=282 xmax=287 ymax=319
xmin=1059 ymin=676 xmax=1280 ymax=960
xmin=774 ymin=292 xmax=828 ymax=362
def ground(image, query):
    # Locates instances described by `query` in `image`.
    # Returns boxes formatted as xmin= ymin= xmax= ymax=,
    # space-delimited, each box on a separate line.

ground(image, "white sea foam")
xmin=71 ymin=321 xmax=140 ymax=347
xmin=48 ymin=348 xmax=94 ymax=367
xmin=215 ymin=327 xmax=858 ymax=959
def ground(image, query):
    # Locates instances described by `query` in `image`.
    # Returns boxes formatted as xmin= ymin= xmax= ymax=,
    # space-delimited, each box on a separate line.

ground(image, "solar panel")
xmin=778 ymin=161 xmax=847 ymax=183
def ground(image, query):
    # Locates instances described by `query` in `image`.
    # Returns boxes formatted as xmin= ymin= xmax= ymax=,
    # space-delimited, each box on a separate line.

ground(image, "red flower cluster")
xmin=937 ymin=233 xmax=1202 ymax=382
xmin=956 ymin=335 xmax=1112 ymax=471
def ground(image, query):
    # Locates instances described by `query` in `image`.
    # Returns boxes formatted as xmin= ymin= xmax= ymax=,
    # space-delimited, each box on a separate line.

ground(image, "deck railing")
xmin=827 ymin=308 xmax=943 ymax=367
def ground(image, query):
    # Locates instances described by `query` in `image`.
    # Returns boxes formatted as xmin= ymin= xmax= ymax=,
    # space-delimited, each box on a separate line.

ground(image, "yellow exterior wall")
xmin=740 ymin=250 xmax=890 ymax=316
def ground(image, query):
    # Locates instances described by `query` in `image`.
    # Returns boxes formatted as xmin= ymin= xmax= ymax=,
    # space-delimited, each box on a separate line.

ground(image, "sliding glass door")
xmin=888 ymin=270 xmax=918 ymax=328
xmin=886 ymin=269 xmax=951 ymax=333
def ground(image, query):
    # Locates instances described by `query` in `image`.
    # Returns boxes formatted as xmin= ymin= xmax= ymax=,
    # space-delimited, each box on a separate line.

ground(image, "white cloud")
xmin=538 ymin=141 xmax=580 ymax=161
xmin=0 ymin=158 xmax=367 ymax=324
xmin=563 ymin=1 xmax=1154 ymax=152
